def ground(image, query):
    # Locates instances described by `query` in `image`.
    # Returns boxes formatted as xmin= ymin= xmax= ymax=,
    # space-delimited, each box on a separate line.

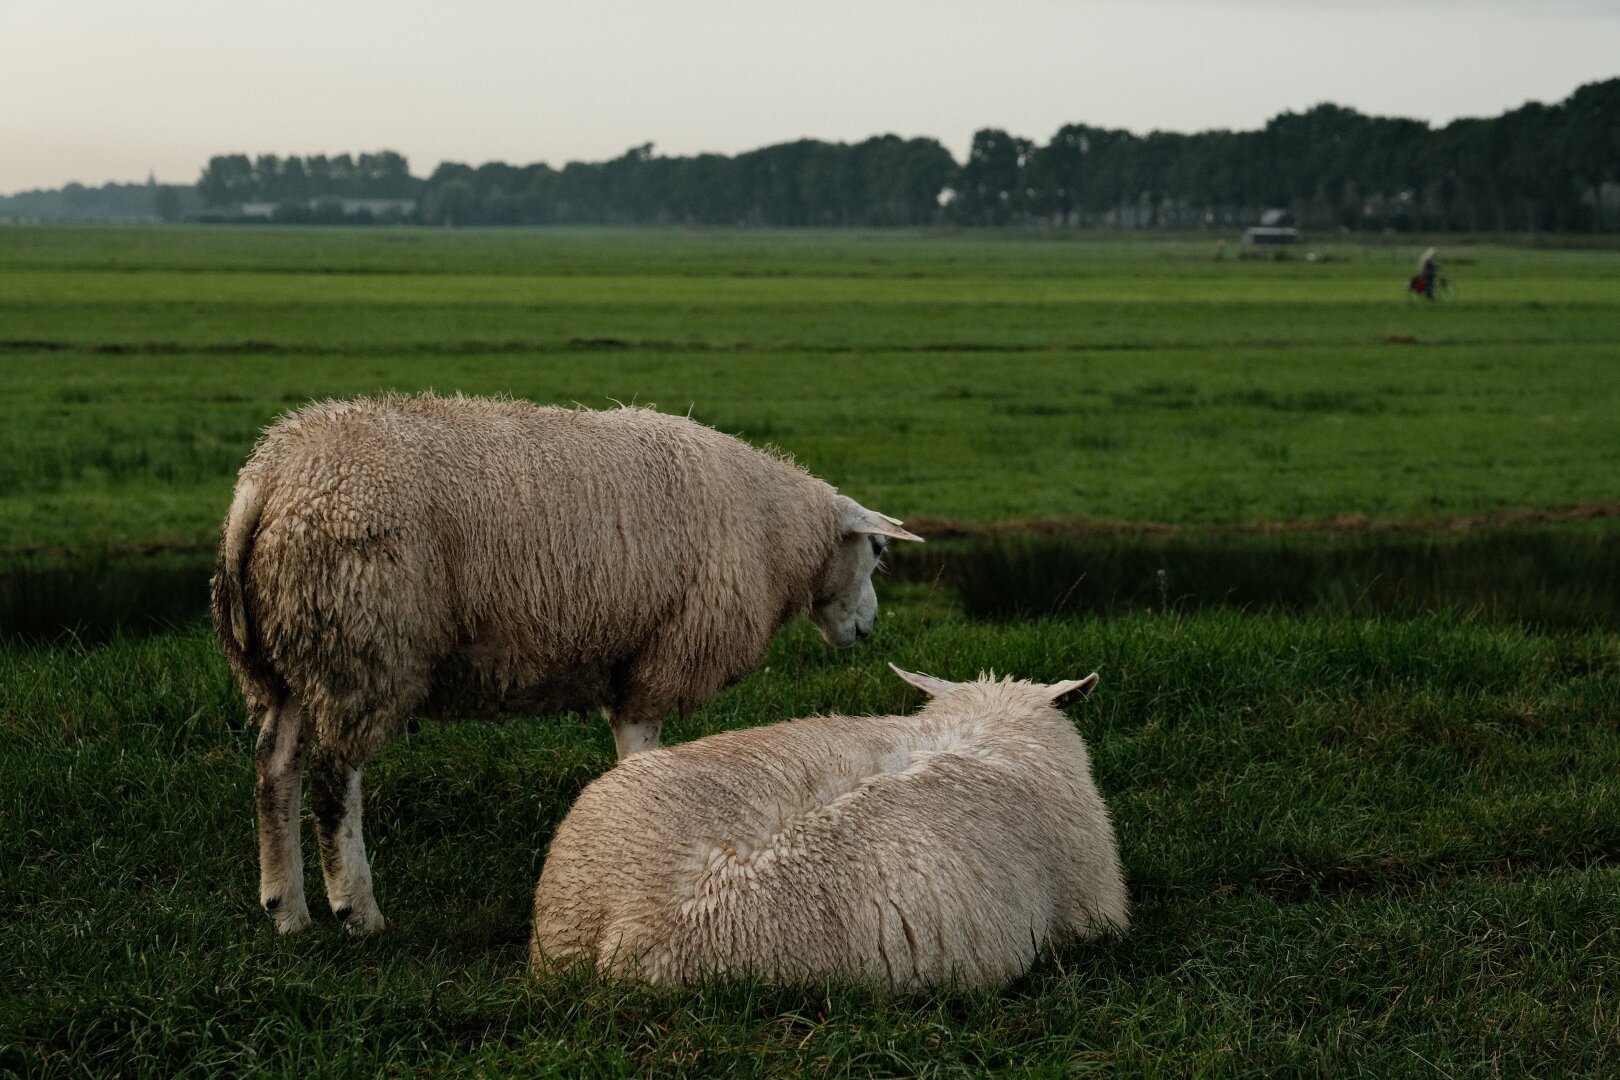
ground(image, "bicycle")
xmin=1406 ymin=274 xmax=1455 ymax=302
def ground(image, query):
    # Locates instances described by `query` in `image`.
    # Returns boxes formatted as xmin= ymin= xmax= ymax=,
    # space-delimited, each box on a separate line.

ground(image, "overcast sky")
xmin=3 ymin=0 xmax=1618 ymax=193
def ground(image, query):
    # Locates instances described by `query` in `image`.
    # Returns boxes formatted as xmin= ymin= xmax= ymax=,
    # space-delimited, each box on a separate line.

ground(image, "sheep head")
xmin=808 ymin=497 xmax=924 ymax=647
xmin=888 ymin=664 xmax=1101 ymax=708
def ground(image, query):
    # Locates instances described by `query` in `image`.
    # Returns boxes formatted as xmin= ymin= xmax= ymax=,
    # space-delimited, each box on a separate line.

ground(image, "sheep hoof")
xmin=340 ymin=905 xmax=386 ymax=935
xmin=269 ymin=900 xmax=312 ymax=934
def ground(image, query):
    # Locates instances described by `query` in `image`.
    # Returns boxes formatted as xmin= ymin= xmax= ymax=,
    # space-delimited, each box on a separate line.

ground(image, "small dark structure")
xmin=1243 ymin=226 xmax=1300 ymax=245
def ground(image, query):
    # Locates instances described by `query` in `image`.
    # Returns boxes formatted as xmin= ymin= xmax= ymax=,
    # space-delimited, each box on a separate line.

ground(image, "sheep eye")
xmin=869 ymin=536 xmax=885 ymax=557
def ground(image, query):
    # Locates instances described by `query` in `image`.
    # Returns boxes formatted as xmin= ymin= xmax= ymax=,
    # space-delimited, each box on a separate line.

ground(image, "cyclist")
xmin=1416 ymin=247 xmax=1439 ymax=300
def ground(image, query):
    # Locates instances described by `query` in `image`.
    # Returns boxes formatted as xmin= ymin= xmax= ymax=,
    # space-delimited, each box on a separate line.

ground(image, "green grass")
xmin=4 ymin=606 xmax=1619 ymax=1075
xmin=4 ymin=227 xmax=1620 ymax=550
xmin=4 ymin=225 xmax=1620 ymax=1075
xmin=13 ymin=341 xmax=1620 ymax=549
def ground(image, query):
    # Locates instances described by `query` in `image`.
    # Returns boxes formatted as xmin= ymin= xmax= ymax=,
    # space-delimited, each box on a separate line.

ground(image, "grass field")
xmin=5 ymin=227 xmax=1620 ymax=549
xmin=3 ymin=226 xmax=1619 ymax=1076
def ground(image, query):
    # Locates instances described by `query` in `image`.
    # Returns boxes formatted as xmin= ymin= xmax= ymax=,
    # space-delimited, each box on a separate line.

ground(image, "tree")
xmin=196 ymin=154 xmax=254 ymax=206
xmin=1564 ymin=80 xmax=1620 ymax=231
xmin=153 ymin=186 xmax=183 ymax=222
xmin=953 ymin=129 xmax=1034 ymax=225
xmin=427 ymin=178 xmax=477 ymax=226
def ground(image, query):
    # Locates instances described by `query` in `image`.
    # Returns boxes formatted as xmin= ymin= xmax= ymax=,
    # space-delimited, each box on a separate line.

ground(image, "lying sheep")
xmin=211 ymin=394 xmax=921 ymax=935
xmin=531 ymin=664 xmax=1128 ymax=992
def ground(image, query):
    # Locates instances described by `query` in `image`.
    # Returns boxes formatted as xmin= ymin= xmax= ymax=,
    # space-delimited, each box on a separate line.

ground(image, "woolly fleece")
xmin=531 ymin=673 xmax=1128 ymax=992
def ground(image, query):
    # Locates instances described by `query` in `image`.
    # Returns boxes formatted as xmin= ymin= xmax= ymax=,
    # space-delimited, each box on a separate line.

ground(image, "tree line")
xmin=0 ymin=178 xmax=199 ymax=223
xmin=55 ymin=77 xmax=1620 ymax=231
xmin=195 ymin=151 xmax=417 ymax=206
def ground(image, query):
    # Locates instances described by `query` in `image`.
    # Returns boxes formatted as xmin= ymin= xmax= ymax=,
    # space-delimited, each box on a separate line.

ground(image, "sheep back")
xmin=531 ymin=679 xmax=1128 ymax=992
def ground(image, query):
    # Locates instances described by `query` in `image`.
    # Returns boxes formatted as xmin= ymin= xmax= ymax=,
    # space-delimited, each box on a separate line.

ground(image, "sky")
xmin=3 ymin=0 xmax=1619 ymax=194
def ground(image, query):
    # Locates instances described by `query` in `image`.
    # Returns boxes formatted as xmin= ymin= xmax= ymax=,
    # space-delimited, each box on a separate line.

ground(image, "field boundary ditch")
xmin=5 ymin=505 xmax=1620 ymax=642
xmin=907 ymin=500 xmax=1620 ymax=540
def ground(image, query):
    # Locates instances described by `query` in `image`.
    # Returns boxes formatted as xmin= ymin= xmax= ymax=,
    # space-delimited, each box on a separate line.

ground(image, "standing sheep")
xmin=531 ymin=664 xmax=1128 ymax=992
xmin=211 ymin=394 xmax=921 ymax=935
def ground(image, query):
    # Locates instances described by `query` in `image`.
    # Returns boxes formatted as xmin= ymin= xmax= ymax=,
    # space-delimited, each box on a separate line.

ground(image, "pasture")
xmin=3 ymin=226 xmax=1619 ymax=1075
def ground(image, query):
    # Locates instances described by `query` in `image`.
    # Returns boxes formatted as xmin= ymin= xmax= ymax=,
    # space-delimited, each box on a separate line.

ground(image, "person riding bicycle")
xmin=1416 ymin=247 xmax=1439 ymax=300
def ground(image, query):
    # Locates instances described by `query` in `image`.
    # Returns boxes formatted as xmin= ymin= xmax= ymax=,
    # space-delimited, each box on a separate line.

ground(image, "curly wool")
xmin=212 ymin=394 xmax=844 ymax=757
xmin=531 ymin=676 xmax=1128 ymax=993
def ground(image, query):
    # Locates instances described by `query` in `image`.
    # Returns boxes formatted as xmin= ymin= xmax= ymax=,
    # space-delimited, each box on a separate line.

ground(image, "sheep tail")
xmin=217 ymin=478 xmax=264 ymax=651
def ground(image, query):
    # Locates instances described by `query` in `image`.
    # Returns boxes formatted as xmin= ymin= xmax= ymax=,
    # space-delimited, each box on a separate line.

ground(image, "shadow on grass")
xmin=892 ymin=526 xmax=1620 ymax=630
xmin=0 ymin=551 xmax=214 ymax=643
xmin=6 ymin=524 xmax=1620 ymax=642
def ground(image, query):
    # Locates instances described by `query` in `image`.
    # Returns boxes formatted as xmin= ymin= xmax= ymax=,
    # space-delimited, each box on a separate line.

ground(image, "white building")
xmin=237 ymin=198 xmax=417 ymax=218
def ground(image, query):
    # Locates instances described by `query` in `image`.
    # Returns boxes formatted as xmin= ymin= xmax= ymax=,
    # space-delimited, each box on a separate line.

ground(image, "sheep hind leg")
xmin=256 ymin=697 xmax=311 ymax=933
xmin=309 ymin=746 xmax=385 ymax=934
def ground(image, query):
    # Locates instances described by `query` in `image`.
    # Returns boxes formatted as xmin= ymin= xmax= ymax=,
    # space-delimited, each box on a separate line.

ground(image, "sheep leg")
xmin=605 ymin=703 xmax=666 ymax=759
xmin=309 ymin=745 xmax=386 ymax=934
xmin=256 ymin=698 xmax=310 ymax=933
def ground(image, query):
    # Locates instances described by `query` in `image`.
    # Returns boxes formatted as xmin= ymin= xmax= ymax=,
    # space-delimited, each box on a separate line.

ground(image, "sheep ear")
xmin=836 ymin=496 xmax=924 ymax=542
xmin=1047 ymin=673 xmax=1100 ymax=708
xmin=888 ymin=663 xmax=957 ymax=698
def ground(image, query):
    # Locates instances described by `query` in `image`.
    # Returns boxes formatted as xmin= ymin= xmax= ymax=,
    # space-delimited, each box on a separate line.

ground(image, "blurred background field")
xmin=4 ymin=226 xmax=1619 ymax=638
xmin=3 ymin=226 xmax=1619 ymax=1075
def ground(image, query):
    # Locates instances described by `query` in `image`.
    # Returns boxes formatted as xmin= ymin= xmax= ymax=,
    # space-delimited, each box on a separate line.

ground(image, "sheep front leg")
xmin=309 ymin=746 xmax=386 ymax=934
xmin=256 ymin=699 xmax=311 ymax=933
xmin=605 ymin=703 xmax=666 ymax=760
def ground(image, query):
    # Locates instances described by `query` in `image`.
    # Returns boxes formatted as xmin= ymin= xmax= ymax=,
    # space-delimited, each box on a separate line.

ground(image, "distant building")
xmin=237 ymin=197 xmax=417 ymax=219
xmin=337 ymin=198 xmax=417 ymax=217
xmin=1243 ymin=226 xmax=1300 ymax=245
